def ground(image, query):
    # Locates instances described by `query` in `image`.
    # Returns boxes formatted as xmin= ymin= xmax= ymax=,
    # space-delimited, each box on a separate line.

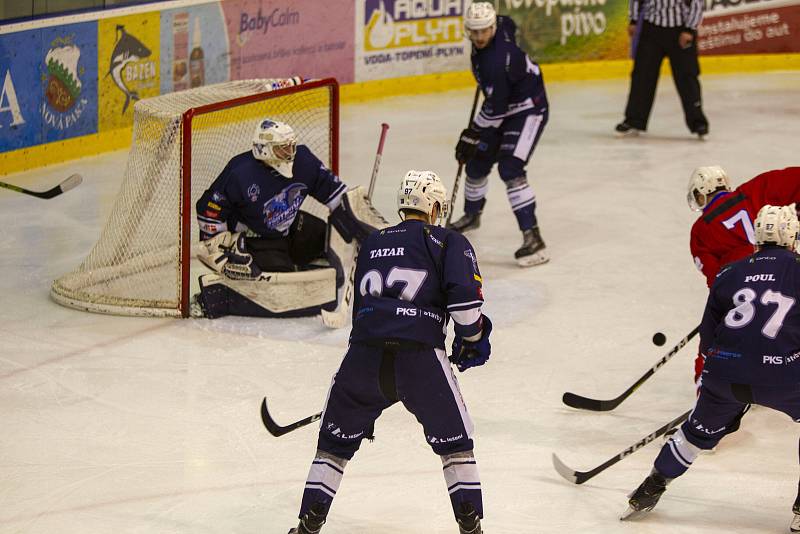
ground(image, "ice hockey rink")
xmin=1 ymin=70 xmax=799 ymax=533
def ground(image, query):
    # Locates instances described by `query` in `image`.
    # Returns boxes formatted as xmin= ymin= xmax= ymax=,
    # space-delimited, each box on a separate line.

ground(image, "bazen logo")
xmin=41 ymin=36 xmax=88 ymax=130
xmin=364 ymin=0 xmax=464 ymax=51
xmin=106 ymin=25 xmax=152 ymax=114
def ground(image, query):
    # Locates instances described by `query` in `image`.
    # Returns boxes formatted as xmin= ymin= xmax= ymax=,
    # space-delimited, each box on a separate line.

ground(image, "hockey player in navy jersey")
xmin=287 ymin=170 xmax=491 ymax=534
xmin=622 ymin=204 xmax=800 ymax=531
xmin=451 ymin=2 xmax=549 ymax=267
xmin=193 ymin=118 xmax=381 ymax=318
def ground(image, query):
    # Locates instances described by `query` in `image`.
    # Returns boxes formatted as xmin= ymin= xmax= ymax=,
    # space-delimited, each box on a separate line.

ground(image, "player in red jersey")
xmin=688 ymin=166 xmax=800 ymax=385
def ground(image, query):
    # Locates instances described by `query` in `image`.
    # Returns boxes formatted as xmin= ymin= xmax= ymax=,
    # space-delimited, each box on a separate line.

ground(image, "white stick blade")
xmin=551 ymin=453 xmax=579 ymax=484
xmin=321 ymin=308 xmax=348 ymax=329
xmin=60 ymin=173 xmax=83 ymax=193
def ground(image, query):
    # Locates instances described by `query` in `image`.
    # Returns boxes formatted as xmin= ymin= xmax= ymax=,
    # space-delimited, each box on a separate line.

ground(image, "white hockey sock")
xmin=465 ymin=176 xmax=489 ymax=203
xmin=303 ymin=450 xmax=347 ymax=501
xmin=441 ymin=451 xmax=483 ymax=516
xmin=505 ymin=177 xmax=536 ymax=213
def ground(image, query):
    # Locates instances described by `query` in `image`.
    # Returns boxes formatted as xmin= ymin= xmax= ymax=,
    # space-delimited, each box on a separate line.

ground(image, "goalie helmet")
xmin=397 ymin=170 xmax=449 ymax=224
xmin=754 ymin=204 xmax=799 ymax=249
xmin=687 ymin=165 xmax=731 ymax=211
xmin=464 ymin=2 xmax=497 ymax=31
xmin=252 ymin=119 xmax=297 ymax=178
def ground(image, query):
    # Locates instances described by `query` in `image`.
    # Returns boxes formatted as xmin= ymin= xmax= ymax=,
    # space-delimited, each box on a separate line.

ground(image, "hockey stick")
xmin=0 ymin=173 xmax=82 ymax=199
xmin=562 ymin=325 xmax=700 ymax=412
xmin=552 ymin=409 xmax=691 ymax=484
xmin=321 ymin=123 xmax=390 ymax=329
xmin=260 ymin=397 xmax=321 ymax=437
xmin=445 ymin=85 xmax=481 ymax=227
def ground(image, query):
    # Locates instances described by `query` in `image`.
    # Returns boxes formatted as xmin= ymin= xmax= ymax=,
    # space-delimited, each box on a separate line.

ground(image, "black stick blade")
xmin=561 ymin=392 xmax=618 ymax=412
xmin=260 ymin=397 xmax=321 ymax=437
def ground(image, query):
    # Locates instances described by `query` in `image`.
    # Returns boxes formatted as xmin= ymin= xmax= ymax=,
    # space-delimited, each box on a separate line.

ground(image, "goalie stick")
xmin=562 ymin=325 xmax=700 ymax=411
xmin=0 ymin=173 xmax=82 ymax=199
xmin=552 ymin=409 xmax=691 ymax=485
xmin=445 ymin=85 xmax=481 ymax=227
xmin=321 ymin=123 xmax=389 ymax=329
xmin=260 ymin=397 xmax=321 ymax=437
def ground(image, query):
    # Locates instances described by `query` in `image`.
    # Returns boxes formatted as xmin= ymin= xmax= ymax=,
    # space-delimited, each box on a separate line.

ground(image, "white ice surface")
xmin=1 ymin=71 xmax=799 ymax=534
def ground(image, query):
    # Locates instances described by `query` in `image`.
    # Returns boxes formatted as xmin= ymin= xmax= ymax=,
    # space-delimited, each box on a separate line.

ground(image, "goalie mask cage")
xmin=51 ymin=77 xmax=339 ymax=318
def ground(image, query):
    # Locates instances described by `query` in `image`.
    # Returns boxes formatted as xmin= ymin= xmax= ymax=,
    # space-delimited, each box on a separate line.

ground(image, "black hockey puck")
xmin=652 ymin=332 xmax=666 ymax=346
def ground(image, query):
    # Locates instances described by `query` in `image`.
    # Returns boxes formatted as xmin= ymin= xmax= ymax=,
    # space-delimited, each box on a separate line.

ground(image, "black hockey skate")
xmin=287 ymin=503 xmax=327 ymax=534
xmin=621 ymin=470 xmax=671 ymax=520
xmin=455 ymin=502 xmax=482 ymax=534
xmin=448 ymin=211 xmax=482 ymax=233
xmin=614 ymin=121 xmax=643 ymax=137
xmin=514 ymin=227 xmax=549 ymax=267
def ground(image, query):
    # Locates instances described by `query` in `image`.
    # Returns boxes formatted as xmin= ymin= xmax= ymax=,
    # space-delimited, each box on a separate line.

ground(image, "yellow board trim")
xmin=3 ymin=53 xmax=799 ymax=177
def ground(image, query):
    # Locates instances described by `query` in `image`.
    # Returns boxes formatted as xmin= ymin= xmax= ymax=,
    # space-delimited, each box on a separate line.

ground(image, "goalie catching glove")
xmin=455 ymin=127 xmax=482 ymax=164
xmin=197 ymin=231 xmax=263 ymax=281
xmin=450 ymin=315 xmax=493 ymax=372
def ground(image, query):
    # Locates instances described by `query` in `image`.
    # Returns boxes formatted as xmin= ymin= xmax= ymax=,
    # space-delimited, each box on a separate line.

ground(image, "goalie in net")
xmin=194 ymin=118 xmax=387 ymax=318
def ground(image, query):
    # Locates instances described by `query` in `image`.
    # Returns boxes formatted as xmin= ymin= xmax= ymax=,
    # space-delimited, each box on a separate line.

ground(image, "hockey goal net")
xmin=51 ymin=77 xmax=339 ymax=317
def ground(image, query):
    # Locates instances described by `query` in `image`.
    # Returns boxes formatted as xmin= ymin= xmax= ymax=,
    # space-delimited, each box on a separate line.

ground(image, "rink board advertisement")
xmin=698 ymin=0 xmax=800 ymax=54
xmin=497 ymin=0 xmax=632 ymax=63
xmin=159 ymin=4 xmax=230 ymax=94
xmin=0 ymin=22 xmax=98 ymax=153
xmin=356 ymin=0 xmax=471 ymax=81
xmin=97 ymin=13 xmax=161 ymax=132
xmin=221 ymin=0 xmax=355 ymax=83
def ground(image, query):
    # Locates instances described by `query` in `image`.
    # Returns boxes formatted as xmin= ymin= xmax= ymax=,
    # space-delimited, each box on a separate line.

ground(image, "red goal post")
xmin=51 ymin=77 xmax=339 ymax=318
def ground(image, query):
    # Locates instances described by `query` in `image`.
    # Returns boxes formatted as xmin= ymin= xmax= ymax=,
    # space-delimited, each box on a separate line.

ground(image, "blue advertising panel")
xmin=0 ymin=29 xmax=42 ymax=151
xmin=40 ymin=22 xmax=98 ymax=143
xmin=0 ymin=22 xmax=98 ymax=153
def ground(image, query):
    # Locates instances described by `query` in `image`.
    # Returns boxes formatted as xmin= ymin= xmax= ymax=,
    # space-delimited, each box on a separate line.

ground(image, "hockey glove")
xmin=455 ymin=127 xmax=481 ymax=164
xmin=219 ymin=234 xmax=263 ymax=280
xmin=450 ymin=315 xmax=492 ymax=372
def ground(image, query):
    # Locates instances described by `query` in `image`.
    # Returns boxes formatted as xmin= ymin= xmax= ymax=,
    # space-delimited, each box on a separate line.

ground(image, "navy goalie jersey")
xmin=349 ymin=219 xmax=485 ymax=350
xmin=196 ymin=146 xmax=346 ymax=240
xmin=700 ymin=246 xmax=800 ymax=386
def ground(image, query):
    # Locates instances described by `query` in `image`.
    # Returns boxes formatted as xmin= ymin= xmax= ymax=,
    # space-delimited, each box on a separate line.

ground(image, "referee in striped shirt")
xmin=616 ymin=0 xmax=709 ymax=138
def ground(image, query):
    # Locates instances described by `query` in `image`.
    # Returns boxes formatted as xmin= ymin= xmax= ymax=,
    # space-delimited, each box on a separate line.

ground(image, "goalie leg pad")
xmin=196 ymin=270 xmax=336 ymax=319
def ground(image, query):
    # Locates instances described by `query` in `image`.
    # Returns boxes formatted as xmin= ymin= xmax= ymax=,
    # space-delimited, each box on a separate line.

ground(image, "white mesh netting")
xmin=51 ymin=78 xmax=336 ymax=317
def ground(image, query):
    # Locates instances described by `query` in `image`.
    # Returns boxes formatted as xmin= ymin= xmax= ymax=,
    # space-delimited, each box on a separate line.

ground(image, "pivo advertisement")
xmin=497 ymin=0 xmax=631 ymax=63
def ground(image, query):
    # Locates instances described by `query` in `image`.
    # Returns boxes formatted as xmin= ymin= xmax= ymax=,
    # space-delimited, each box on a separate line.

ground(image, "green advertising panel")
xmin=497 ymin=0 xmax=631 ymax=62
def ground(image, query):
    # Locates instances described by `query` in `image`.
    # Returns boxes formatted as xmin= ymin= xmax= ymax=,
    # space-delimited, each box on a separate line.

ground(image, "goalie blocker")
xmin=194 ymin=187 xmax=388 ymax=318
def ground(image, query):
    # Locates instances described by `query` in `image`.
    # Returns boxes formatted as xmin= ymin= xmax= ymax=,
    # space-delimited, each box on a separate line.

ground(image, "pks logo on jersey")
xmin=262 ymin=183 xmax=307 ymax=233
xmin=247 ymin=183 xmax=260 ymax=202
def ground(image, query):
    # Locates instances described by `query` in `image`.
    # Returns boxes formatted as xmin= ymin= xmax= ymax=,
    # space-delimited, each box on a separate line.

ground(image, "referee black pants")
xmin=624 ymin=21 xmax=708 ymax=133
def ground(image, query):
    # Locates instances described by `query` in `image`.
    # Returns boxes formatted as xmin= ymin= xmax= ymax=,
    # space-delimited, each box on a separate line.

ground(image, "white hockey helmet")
xmin=397 ymin=170 xmax=449 ymax=224
xmin=687 ymin=165 xmax=731 ymax=211
xmin=754 ymin=203 xmax=799 ymax=249
xmin=465 ymin=2 xmax=497 ymax=30
xmin=252 ymin=119 xmax=297 ymax=178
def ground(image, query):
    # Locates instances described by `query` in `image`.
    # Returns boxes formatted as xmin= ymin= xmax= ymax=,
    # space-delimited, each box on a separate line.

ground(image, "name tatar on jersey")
xmin=370 ymin=247 xmax=405 ymax=259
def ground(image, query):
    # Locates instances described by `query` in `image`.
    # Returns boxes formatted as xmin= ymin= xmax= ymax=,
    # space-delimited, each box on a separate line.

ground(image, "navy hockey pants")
xmin=317 ymin=341 xmax=475 ymax=459
xmin=464 ymin=111 xmax=548 ymax=230
xmin=655 ymin=375 xmax=800 ymax=478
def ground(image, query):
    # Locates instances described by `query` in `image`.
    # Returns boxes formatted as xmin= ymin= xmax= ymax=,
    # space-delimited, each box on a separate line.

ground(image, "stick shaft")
xmin=446 ymin=86 xmax=481 ymax=226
